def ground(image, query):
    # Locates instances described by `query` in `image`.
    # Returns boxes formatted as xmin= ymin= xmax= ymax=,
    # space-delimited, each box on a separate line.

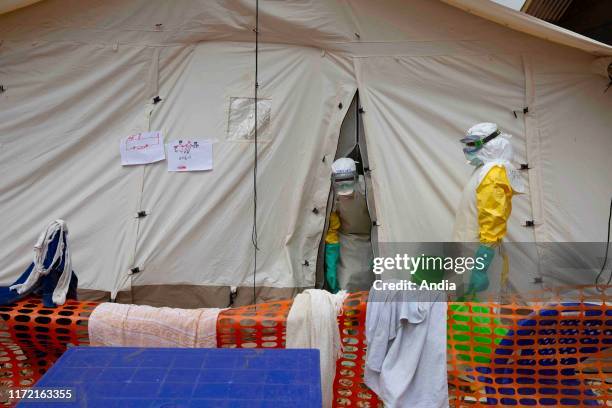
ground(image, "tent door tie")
xmin=513 ymin=107 xmax=529 ymax=118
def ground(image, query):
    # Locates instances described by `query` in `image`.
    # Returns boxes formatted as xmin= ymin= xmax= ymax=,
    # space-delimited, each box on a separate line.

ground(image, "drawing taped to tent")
xmin=126 ymin=132 xmax=161 ymax=151
xmin=166 ymin=139 xmax=213 ymax=172
xmin=119 ymin=131 xmax=165 ymax=166
xmin=173 ymin=140 xmax=199 ymax=155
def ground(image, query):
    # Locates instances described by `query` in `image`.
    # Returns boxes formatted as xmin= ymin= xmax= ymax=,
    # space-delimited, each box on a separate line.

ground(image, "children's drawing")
xmin=126 ymin=132 xmax=161 ymax=151
xmin=120 ymin=131 xmax=165 ymax=166
xmin=173 ymin=140 xmax=199 ymax=157
xmin=167 ymin=139 xmax=213 ymax=172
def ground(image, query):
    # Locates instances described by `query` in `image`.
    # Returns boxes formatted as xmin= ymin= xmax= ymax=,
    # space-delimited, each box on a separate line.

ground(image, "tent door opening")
xmin=316 ymin=91 xmax=378 ymax=292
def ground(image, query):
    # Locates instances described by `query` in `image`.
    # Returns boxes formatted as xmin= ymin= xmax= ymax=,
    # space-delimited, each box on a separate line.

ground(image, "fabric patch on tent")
xmin=120 ymin=131 xmax=165 ymax=165
xmin=227 ymin=97 xmax=271 ymax=141
xmin=166 ymin=139 xmax=213 ymax=172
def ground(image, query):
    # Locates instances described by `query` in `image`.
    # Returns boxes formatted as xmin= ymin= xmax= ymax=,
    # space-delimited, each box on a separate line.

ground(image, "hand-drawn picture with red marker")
xmin=126 ymin=132 xmax=161 ymax=151
xmin=173 ymin=140 xmax=200 ymax=160
xmin=167 ymin=139 xmax=213 ymax=172
xmin=120 ymin=131 xmax=166 ymax=166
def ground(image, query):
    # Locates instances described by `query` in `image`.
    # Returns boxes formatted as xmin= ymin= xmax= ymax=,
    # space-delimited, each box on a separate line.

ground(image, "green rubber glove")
xmin=325 ymin=242 xmax=340 ymax=294
xmin=467 ymin=244 xmax=495 ymax=295
xmin=412 ymin=255 xmax=444 ymax=285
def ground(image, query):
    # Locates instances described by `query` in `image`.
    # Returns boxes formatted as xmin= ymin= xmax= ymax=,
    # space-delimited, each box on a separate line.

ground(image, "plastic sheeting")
xmin=1 ymin=0 xmax=611 ymax=304
xmin=227 ymin=97 xmax=272 ymax=141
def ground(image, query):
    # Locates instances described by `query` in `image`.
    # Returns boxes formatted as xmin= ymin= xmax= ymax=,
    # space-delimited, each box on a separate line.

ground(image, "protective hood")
xmin=332 ymin=158 xmax=358 ymax=196
xmin=476 ymin=135 xmax=525 ymax=194
xmin=475 ymin=134 xmax=514 ymax=164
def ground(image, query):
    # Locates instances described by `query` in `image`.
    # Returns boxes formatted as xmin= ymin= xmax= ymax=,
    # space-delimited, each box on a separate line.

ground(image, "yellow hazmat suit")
xmin=477 ymin=166 xmax=513 ymax=244
xmin=453 ymin=123 xmax=524 ymax=295
xmin=325 ymin=212 xmax=340 ymax=245
xmin=325 ymin=212 xmax=341 ymax=293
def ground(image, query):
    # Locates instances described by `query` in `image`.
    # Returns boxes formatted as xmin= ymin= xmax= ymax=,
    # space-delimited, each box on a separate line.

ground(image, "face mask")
xmin=464 ymin=151 xmax=483 ymax=167
xmin=334 ymin=179 xmax=356 ymax=196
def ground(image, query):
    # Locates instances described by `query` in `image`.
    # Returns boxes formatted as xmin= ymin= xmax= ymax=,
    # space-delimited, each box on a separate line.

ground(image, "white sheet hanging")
xmin=286 ymin=289 xmax=348 ymax=408
xmin=365 ymin=287 xmax=448 ymax=407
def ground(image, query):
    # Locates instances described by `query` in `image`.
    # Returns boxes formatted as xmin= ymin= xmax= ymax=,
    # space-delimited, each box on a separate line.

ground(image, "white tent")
xmin=1 ymin=0 xmax=611 ymax=307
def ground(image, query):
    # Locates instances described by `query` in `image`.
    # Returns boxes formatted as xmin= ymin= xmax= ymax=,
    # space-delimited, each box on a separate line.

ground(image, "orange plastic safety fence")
xmin=215 ymin=292 xmax=382 ymax=407
xmin=216 ymin=289 xmax=611 ymax=407
xmin=0 ymin=289 xmax=609 ymax=408
xmin=447 ymin=288 xmax=611 ymax=407
xmin=0 ymin=297 xmax=97 ymax=405
xmin=333 ymin=292 xmax=382 ymax=408
xmin=216 ymin=299 xmax=292 ymax=349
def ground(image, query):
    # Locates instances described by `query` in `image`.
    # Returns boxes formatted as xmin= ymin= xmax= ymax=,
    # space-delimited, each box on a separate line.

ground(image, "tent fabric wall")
xmin=354 ymin=53 xmax=532 ymax=243
xmin=531 ymin=53 xmax=612 ymax=243
xmin=0 ymin=38 xmax=357 ymax=306
xmin=353 ymin=53 xmax=545 ymax=293
xmin=0 ymin=41 xmax=152 ymax=295
xmin=126 ymin=42 xmax=356 ymax=292
xmin=1 ymin=0 xmax=611 ymax=306
xmin=529 ymin=53 xmax=612 ymax=288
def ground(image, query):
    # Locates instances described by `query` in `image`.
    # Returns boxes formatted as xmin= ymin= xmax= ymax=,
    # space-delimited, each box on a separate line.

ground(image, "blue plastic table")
xmin=18 ymin=347 xmax=322 ymax=407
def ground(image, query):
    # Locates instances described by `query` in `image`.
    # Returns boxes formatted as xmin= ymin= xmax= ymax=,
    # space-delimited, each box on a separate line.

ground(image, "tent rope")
xmin=595 ymin=197 xmax=612 ymax=291
xmin=252 ymin=0 xmax=260 ymax=306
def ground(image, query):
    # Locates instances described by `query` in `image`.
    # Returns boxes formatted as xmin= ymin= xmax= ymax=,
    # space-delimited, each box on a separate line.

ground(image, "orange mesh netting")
xmin=0 ymin=297 xmax=96 ymax=404
xmin=333 ymin=292 xmax=381 ymax=408
xmin=215 ymin=292 xmax=382 ymax=407
xmin=217 ymin=292 xmax=378 ymax=408
xmin=217 ymin=289 xmax=610 ymax=407
xmin=447 ymin=287 xmax=611 ymax=407
xmin=216 ymin=299 xmax=292 ymax=349
xmin=0 ymin=288 xmax=609 ymax=407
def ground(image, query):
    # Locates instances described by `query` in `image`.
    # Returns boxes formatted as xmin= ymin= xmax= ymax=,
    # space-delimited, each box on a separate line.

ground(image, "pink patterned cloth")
xmin=88 ymin=302 xmax=223 ymax=348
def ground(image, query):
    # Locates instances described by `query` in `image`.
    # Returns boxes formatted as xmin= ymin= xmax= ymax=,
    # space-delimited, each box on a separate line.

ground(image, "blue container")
xmin=18 ymin=347 xmax=322 ymax=407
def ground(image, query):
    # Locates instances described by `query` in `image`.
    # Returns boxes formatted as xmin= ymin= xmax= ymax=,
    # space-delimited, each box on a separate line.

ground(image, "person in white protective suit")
xmin=324 ymin=158 xmax=374 ymax=293
xmin=452 ymin=122 xmax=525 ymax=298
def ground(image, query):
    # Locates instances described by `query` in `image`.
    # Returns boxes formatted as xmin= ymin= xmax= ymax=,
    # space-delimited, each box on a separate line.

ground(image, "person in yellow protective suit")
xmin=325 ymin=211 xmax=341 ymax=293
xmin=452 ymin=123 xmax=524 ymax=296
xmin=325 ymin=158 xmax=373 ymax=293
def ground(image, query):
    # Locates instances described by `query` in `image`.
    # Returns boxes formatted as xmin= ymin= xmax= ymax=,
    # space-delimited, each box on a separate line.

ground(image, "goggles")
xmin=460 ymin=130 xmax=500 ymax=154
xmin=332 ymin=173 xmax=357 ymax=196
